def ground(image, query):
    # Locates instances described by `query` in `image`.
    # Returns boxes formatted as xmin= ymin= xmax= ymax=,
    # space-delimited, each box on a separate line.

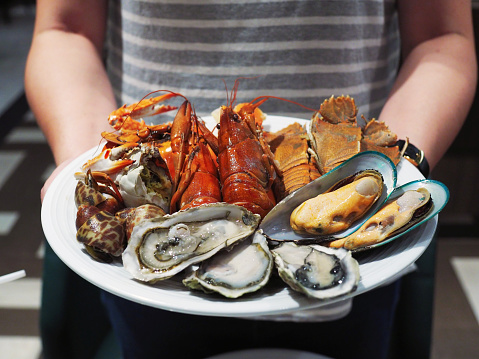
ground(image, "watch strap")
xmin=397 ymin=139 xmax=430 ymax=178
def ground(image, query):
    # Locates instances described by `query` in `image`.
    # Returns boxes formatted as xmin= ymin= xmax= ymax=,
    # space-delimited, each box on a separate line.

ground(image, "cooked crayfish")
xmin=310 ymin=95 xmax=401 ymax=174
xmin=218 ymin=96 xmax=277 ymax=218
xmin=169 ymin=102 xmax=222 ymax=213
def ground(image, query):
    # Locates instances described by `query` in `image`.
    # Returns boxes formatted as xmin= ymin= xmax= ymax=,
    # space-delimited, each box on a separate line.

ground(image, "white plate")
xmin=41 ymin=115 xmax=436 ymax=317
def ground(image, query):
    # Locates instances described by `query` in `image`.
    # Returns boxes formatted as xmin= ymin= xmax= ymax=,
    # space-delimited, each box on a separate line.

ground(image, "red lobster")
xmin=218 ymin=95 xmax=278 ymax=218
xmin=169 ymin=101 xmax=222 ymax=213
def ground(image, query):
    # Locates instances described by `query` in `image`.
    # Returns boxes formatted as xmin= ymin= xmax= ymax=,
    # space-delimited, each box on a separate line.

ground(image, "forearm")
xmin=379 ymin=1 xmax=477 ymax=172
xmin=25 ymin=27 xmax=116 ymax=165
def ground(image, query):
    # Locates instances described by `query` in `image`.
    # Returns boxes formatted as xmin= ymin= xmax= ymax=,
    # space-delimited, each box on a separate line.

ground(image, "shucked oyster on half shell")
xmin=183 ymin=231 xmax=273 ymax=298
xmin=260 ymin=151 xmax=397 ymax=243
xmin=271 ymin=242 xmax=360 ymax=300
xmin=122 ymin=203 xmax=260 ymax=283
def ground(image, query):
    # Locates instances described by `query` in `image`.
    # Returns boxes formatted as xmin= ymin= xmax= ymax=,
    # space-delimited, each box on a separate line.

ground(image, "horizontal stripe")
xmin=5 ymin=127 xmax=47 ymax=144
xmin=451 ymin=257 xmax=479 ymax=325
xmin=122 ymin=10 xmax=388 ymax=27
xmin=119 ymin=0 xmax=394 ymax=20
xmin=110 ymin=21 xmax=399 ymax=52
xmin=0 ymin=278 xmax=41 ymax=309
xmin=109 ymin=66 xmax=394 ymax=120
xmin=0 ymin=336 xmax=42 ymax=359
xmin=0 ymin=151 xmax=26 ymax=190
xmin=110 ymin=63 xmax=394 ymax=98
xmin=0 ymin=212 xmax=20 ymax=236
xmin=109 ymin=44 xmax=399 ymax=76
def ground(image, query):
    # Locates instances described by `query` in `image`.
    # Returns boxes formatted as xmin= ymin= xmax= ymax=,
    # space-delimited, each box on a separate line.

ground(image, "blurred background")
xmin=0 ymin=2 xmax=478 ymax=358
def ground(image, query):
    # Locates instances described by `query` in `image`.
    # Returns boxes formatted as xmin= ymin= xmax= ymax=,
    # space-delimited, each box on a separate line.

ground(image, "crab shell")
xmin=114 ymin=143 xmax=172 ymax=212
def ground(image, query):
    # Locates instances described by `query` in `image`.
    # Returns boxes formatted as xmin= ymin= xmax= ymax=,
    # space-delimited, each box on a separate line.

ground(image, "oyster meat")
xmin=183 ymin=231 xmax=273 ymax=298
xmin=122 ymin=203 xmax=261 ymax=282
xmin=271 ymin=242 xmax=360 ymax=300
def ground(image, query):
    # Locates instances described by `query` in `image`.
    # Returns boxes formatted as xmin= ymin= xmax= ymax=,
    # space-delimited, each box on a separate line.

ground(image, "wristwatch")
xmin=397 ymin=139 xmax=430 ymax=178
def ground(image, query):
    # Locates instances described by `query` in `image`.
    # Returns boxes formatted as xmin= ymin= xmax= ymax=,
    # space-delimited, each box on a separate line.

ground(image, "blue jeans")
xmin=101 ymin=279 xmax=400 ymax=359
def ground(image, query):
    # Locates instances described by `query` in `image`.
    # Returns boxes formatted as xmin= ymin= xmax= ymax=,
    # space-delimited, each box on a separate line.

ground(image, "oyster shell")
xmin=260 ymin=151 xmax=397 ymax=242
xmin=290 ymin=169 xmax=383 ymax=235
xmin=328 ymin=179 xmax=449 ymax=251
xmin=271 ymin=242 xmax=360 ymax=300
xmin=122 ymin=203 xmax=261 ymax=282
xmin=183 ymin=231 xmax=273 ymax=298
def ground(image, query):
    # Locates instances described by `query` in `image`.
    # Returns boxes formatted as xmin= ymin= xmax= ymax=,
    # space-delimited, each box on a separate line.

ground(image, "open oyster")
xmin=122 ymin=203 xmax=260 ymax=282
xmin=271 ymin=242 xmax=360 ymax=300
xmin=328 ymin=179 xmax=449 ymax=251
xmin=183 ymin=231 xmax=273 ymax=298
xmin=260 ymin=151 xmax=397 ymax=242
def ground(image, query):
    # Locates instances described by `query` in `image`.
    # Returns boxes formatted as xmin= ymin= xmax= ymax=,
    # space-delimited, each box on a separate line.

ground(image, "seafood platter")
xmin=41 ymin=91 xmax=449 ymax=317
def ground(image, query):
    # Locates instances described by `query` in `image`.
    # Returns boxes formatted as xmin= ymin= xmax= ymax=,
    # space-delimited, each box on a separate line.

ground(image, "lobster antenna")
xmin=222 ymin=79 xmax=230 ymax=109
xmin=249 ymin=95 xmax=317 ymax=113
xmin=231 ymin=78 xmax=241 ymax=108
xmin=222 ymin=77 xmax=263 ymax=109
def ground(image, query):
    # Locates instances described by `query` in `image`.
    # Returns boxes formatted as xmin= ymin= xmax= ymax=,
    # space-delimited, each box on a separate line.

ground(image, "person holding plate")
xmin=25 ymin=1 xmax=476 ymax=358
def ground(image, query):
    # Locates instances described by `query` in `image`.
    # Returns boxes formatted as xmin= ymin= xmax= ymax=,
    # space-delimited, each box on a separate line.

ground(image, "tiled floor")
xmin=1 ymin=6 xmax=479 ymax=359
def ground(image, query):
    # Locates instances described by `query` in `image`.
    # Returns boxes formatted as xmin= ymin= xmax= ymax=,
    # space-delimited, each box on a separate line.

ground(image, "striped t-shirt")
xmin=105 ymin=0 xmax=400 ymax=121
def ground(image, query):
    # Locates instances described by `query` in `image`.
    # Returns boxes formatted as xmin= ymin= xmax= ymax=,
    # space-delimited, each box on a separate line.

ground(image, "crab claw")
xmin=81 ymin=144 xmax=137 ymax=174
xmin=108 ymin=93 xmax=179 ymax=131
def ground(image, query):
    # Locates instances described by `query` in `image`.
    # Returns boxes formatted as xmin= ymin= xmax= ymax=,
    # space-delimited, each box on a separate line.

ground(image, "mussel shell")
xmin=260 ymin=151 xmax=397 ymax=242
xmin=290 ymin=168 xmax=384 ymax=236
xmin=349 ymin=179 xmax=449 ymax=252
